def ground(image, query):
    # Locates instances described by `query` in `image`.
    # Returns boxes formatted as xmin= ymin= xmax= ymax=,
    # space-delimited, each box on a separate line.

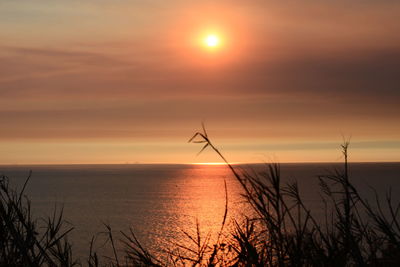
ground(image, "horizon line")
xmin=0 ymin=160 xmax=399 ymax=166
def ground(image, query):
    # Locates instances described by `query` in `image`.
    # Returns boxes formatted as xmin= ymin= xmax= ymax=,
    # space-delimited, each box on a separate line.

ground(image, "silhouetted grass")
xmin=0 ymin=172 xmax=77 ymax=266
xmin=1 ymin=126 xmax=399 ymax=266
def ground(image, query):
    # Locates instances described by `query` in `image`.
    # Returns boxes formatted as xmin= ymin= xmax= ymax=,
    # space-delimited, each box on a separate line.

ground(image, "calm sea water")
xmin=1 ymin=163 xmax=400 ymax=260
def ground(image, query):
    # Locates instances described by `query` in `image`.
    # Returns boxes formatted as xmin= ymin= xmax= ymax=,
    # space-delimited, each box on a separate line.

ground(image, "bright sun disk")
xmin=204 ymin=34 xmax=220 ymax=47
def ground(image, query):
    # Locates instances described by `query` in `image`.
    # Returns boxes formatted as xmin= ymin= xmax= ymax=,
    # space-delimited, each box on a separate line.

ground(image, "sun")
xmin=204 ymin=34 xmax=220 ymax=47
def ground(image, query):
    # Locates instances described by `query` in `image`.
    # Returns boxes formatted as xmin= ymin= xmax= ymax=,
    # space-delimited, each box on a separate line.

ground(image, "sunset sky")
xmin=1 ymin=0 xmax=399 ymax=164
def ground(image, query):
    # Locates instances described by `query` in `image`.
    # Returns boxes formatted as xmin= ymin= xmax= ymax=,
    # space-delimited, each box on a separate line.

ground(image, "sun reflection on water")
xmin=149 ymin=164 xmax=249 ymax=257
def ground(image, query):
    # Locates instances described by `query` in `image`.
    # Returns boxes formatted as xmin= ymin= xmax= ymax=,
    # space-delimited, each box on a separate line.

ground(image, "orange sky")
xmin=0 ymin=1 xmax=399 ymax=164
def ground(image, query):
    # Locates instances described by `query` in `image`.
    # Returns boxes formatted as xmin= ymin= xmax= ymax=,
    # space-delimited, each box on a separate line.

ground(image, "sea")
xmin=1 ymin=163 xmax=399 ymax=261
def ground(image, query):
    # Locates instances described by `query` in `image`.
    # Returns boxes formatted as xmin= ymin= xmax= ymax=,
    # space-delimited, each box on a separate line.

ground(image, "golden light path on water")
xmin=144 ymin=164 xmax=249 ymax=259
